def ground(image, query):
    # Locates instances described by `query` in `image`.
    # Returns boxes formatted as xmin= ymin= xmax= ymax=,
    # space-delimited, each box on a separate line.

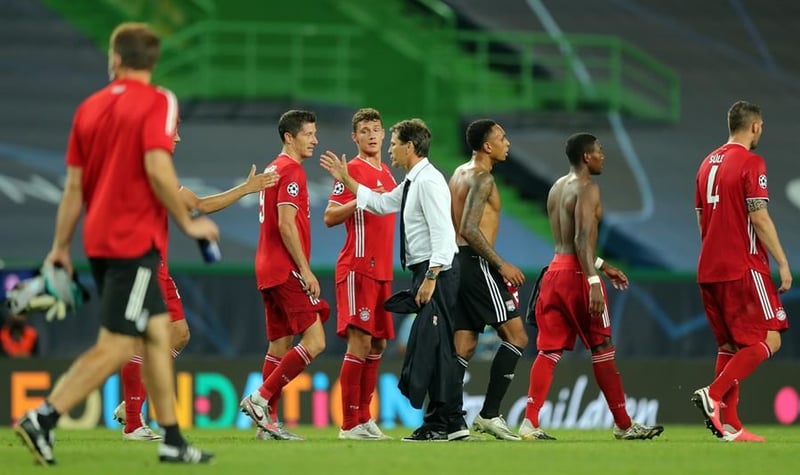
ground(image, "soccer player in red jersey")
xmin=240 ymin=110 xmax=330 ymax=439
xmin=691 ymin=101 xmax=790 ymax=442
xmin=114 ymin=142 xmax=278 ymax=440
xmin=324 ymin=108 xmax=396 ymax=440
xmin=521 ymin=133 xmax=664 ymax=441
xmin=14 ymin=23 xmax=217 ymax=464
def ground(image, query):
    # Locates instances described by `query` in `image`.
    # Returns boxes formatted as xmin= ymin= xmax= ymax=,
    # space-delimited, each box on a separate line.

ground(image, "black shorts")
xmin=454 ymin=246 xmax=520 ymax=332
xmin=89 ymin=248 xmax=167 ymax=336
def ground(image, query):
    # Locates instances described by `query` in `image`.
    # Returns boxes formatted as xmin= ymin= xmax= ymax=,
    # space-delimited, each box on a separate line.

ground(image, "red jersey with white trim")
xmin=255 ymin=154 xmax=311 ymax=289
xmin=66 ymin=78 xmax=178 ymax=258
xmin=329 ymin=157 xmax=397 ymax=282
xmin=695 ymin=142 xmax=771 ymax=283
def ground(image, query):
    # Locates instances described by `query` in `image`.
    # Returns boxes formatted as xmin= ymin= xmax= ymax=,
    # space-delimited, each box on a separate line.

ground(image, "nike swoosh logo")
xmin=245 ymin=400 xmax=265 ymax=421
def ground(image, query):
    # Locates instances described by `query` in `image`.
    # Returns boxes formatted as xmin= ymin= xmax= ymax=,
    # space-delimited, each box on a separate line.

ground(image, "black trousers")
xmin=409 ymin=260 xmax=465 ymax=430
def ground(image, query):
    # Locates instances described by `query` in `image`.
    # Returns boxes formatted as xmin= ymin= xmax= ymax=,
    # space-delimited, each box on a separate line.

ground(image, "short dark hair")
xmin=278 ymin=110 xmax=316 ymax=143
xmin=390 ymin=119 xmax=431 ymax=157
xmin=352 ymin=107 xmax=382 ymax=132
xmin=565 ymin=133 xmax=597 ymax=166
xmin=728 ymin=100 xmax=762 ymax=134
xmin=110 ymin=23 xmax=160 ymax=71
xmin=465 ymin=119 xmax=497 ymax=152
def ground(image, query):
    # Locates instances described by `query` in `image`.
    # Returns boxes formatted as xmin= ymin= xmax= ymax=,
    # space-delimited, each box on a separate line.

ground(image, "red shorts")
xmin=158 ymin=262 xmax=185 ymax=322
xmin=262 ymin=271 xmax=330 ymax=341
xmin=534 ymin=254 xmax=611 ymax=351
xmin=335 ymin=272 xmax=394 ymax=339
xmin=700 ymin=269 xmax=789 ymax=347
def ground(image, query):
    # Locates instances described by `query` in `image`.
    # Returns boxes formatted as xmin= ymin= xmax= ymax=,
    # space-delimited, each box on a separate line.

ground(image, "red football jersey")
xmin=157 ymin=183 xmax=184 ymax=268
xmin=695 ymin=142 xmax=771 ymax=283
xmin=255 ymin=154 xmax=311 ymax=289
xmin=66 ymin=78 xmax=178 ymax=258
xmin=329 ymin=157 xmax=397 ymax=282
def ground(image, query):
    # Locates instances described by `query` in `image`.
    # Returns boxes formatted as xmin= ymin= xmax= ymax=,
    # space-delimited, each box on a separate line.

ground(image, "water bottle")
xmin=198 ymin=239 xmax=222 ymax=263
xmin=190 ymin=208 xmax=222 ymax=263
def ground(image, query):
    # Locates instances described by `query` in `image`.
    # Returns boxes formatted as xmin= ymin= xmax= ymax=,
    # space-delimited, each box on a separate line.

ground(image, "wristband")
xmin=587 ymin=275 xmax=601 ymax=285
xmin=594 ymin=257 xmax=604 ymax=270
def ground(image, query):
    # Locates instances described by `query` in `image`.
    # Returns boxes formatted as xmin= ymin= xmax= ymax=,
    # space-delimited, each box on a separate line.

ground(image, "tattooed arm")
xmin=747 ymin=198 xmax=768 ymax=213
xmin=748 ymin=198 xmax=792 ymax=292
xmin=459 ymin=171 xmax=524 ymax=285
xmin=459 ymin=172 xmax=501 ymax=265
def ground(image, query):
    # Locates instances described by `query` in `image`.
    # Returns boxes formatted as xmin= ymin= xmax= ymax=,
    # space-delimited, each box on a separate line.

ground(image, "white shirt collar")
xmin=406 ymin=157 xmax=430 ymax=182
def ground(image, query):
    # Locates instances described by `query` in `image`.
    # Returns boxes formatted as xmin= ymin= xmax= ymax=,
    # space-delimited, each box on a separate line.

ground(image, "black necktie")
xmin=399 ymin=179 xmax=411 ymax=270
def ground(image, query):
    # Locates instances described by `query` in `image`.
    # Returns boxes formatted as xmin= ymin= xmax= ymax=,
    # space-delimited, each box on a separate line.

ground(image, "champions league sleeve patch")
xmin=759 ymin=174 xmax=768 ymax=189
xmin=287 ymin=182 xmax=300 ymax=197
xmin=333 ymin=181 xmax=345 ymax=195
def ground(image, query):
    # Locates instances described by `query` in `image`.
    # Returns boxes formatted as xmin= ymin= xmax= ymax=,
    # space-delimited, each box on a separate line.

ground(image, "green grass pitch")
xmin=3 ymin=425 xmax=800 ymax=474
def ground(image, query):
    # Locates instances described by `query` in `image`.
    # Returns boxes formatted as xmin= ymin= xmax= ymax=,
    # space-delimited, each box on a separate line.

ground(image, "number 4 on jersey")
xmin=706 ymin=165 xmax=720 ymax=208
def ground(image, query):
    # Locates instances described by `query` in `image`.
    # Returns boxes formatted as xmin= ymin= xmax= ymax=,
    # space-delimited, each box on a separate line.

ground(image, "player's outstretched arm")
xmin=145 ymin=149 xmax=219 ymax=241
xmin=182 ymin=164 xmax=279 ymax=214
xmin=749 ymin=200 xmax=792 ymax=292
xmin=459 ymin=172 xmax=524 ymax=286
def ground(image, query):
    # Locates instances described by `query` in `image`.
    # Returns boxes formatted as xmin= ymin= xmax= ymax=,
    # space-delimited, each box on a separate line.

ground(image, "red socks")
xmin=121 ymin=349 xmax=182 ymax=431
xmin=258 ymin=344 xmax=313 ymax=401
xmin=709 ymin=342 xmax=771 ymax=402
xmin=121 ymin=356 xmax=146 ymax=431
xmin=261 ymin=353 xmax=282 ymax=421
xmin=524 ymin=351 xmax=561 ymax=427
xmin=714 ymin=350 xmax=742 ymax=430
xmin=360 ymin=354 xmax=381 ymax=423
xmin=591 ymin=347 xmax=632 ymax=430
xmin=339 ymin=353 xmax=365 ymax=430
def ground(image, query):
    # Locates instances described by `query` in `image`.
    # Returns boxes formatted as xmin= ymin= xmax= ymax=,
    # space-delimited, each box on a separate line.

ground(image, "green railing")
xmin=155 ymin=21 xmax=364 ymax=104
xmin=152 ymin=21 xmax=679 ymax=123
xmin=441 ymin=31 xmax=680 ymax=121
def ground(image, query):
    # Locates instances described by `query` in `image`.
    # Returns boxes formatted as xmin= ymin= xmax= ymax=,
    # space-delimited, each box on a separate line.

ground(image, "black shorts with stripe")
xmin=89 ymin=248 xmax=166 ymax=336
xmin=454 ymin=245 xmax=520 ymax=333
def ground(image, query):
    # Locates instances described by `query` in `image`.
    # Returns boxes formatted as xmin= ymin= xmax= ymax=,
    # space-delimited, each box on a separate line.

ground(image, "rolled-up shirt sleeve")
xmin=418 ymin=175 xmax=456 ymax=267
xmin=356 ymin=182 xmax=403 ymax=215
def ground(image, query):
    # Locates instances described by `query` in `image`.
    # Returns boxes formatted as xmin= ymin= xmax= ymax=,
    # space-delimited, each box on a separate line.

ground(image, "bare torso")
xmin=547 ymin=173 xmax=602 ymax=254
xmin=450 ymin=162 xmax=501 ymax=247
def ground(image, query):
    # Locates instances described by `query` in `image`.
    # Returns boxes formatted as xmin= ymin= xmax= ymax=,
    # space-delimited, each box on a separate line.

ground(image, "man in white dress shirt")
xmin=321 ymin=118 xmax=469 ymax=442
